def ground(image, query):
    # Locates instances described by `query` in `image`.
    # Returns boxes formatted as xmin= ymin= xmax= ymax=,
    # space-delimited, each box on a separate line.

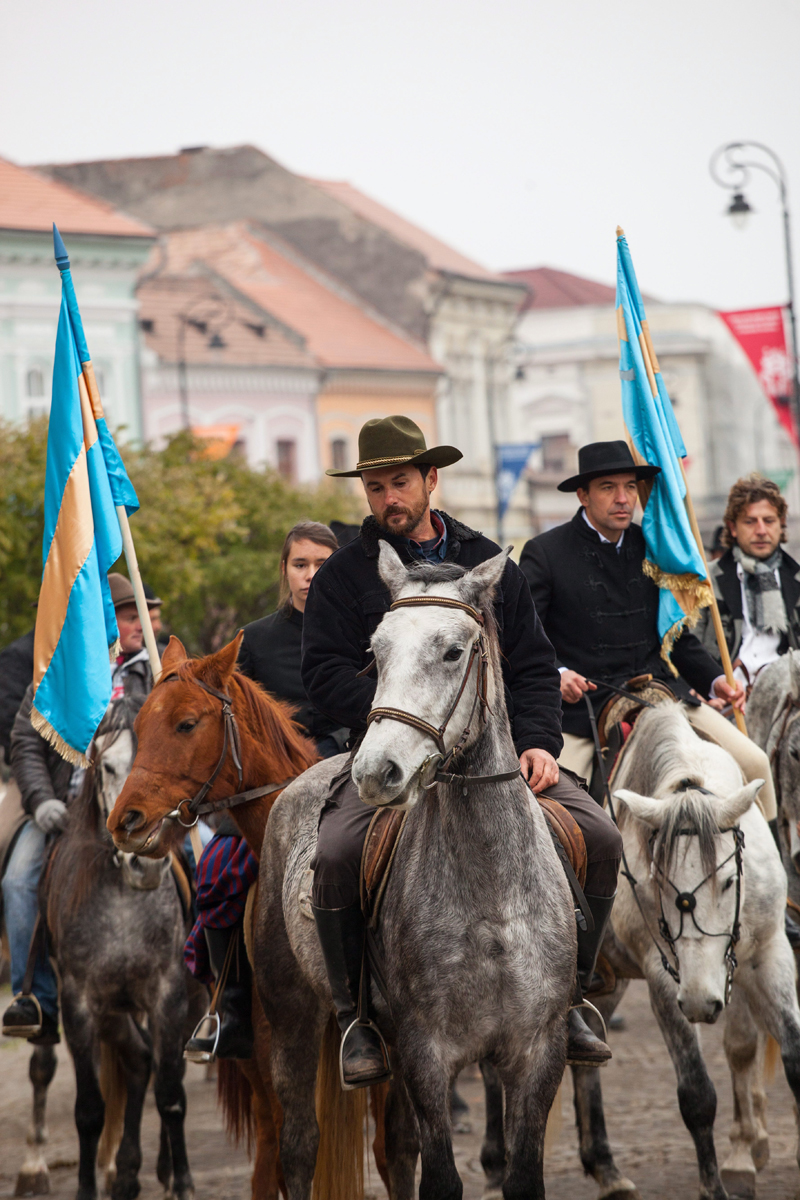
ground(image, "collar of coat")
xmin=570 ymin=506 xmax=641 ymax=547
xmin=359 ymin=511 xmax=481 ymax=559
xmin=712 ymin=546 xmax=800 ymax=620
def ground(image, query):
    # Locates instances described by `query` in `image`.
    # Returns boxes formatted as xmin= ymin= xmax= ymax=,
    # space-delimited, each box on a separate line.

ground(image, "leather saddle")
xmin=359 ymin=793 xmax=587 ymax=927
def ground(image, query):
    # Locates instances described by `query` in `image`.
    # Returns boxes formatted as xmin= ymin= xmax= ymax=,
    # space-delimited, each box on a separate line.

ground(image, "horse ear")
xmin=377 ymin=541 xmax=409 ymax=599
xmin=206 ymin=631 xmax=245 ymax=688
xmin=461 ymin=548 xmax=510 ymax=610
xmin=614 ymin=788 xmax=664 ymax=828
xmin=161 ymin=636 xmax=188 ymax=672
xmin=716 ymin=779 xmax=762 ymax=828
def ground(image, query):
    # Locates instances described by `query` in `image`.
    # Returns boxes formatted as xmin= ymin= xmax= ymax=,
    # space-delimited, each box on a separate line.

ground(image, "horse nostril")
xmin=384 ymin=760 xmax=401 ymax=787
xmin=123 ymin=810 xmax=146 ymax=834
xmin=710 ymin=999 xmax=723 ymax=1019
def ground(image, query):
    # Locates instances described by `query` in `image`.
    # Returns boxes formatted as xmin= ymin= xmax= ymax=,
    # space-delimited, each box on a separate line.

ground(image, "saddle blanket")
xmin=184 ymin=833 xmax=258 ymax=986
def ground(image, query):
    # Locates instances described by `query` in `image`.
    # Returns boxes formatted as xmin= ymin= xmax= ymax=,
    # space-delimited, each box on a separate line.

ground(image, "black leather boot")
xmin=312 ymin=903 xmax=391 ymax=1090
xmin=3 ymin=995 xmax=59 ymax=1045
xmin=184 ymin=924 xmax=254 ymax=1062
xmin=568 ymin=893 xmax=616 ymax=1067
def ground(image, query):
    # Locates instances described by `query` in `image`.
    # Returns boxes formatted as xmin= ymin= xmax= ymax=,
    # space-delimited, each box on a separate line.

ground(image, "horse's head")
xmin=106 ymin=633 xmax=244 ymax=857
xmin=615 ymin=778 xmax=762 ymax=1023
xmin=352 ymin=542 xmax=508 ymax=810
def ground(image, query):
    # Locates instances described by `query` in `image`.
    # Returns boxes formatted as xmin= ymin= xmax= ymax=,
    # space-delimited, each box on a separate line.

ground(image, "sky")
xmin=2 ymin=0 xmax=798 ymax=310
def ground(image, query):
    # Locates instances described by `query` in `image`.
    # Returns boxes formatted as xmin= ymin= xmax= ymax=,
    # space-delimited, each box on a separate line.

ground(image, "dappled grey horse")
xmin=14 ymin=700 xmax=203 ymax=1200
xmin=254 ymin=545 xmax=577 ymax=1199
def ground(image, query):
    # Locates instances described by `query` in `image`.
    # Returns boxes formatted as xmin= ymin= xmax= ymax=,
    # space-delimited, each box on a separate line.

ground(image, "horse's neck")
xmin=436 ymin=714 xmax=526 ymax=858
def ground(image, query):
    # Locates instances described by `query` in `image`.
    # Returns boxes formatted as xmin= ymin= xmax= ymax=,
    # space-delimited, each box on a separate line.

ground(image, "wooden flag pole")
xmin=116 ymin=506 xmax=162 ymax=684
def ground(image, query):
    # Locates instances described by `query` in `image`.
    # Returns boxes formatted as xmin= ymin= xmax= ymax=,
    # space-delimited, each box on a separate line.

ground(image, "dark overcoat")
xmin=301 ymin=512 xmax=564 ymax=759
xmin=519 ymin=509 xmax=720 ymax=739
xmin=695 ymin=546 xmax=800 ymax=665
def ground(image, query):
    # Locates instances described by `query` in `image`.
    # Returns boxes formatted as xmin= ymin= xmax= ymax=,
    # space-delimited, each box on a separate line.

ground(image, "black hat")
xmin=326 ymin=414 xmax=462 ymax=478
xmin=558 ymin=440 xmax=661 ymax=492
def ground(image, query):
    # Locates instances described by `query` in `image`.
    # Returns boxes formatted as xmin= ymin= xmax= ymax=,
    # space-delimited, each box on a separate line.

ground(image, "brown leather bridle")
xmin=365 ymin=595 xmax=521 ymax=791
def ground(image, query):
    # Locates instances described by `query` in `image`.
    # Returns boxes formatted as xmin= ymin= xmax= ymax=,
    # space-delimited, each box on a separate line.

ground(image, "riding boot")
xmin=2 ymin=995 xmax=60 ymax=1046
xmin=312 ymin=902 xmax=391 ymax=1090
xmin=184 ymin=923 xmax=254 ymax=1062
xmin=568 ymin=893 xmax=616 ymax=1067
xmin=768 ymin=820 xmax=800 ymax=950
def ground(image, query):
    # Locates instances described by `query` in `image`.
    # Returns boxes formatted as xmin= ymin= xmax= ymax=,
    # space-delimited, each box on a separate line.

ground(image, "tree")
xmin=0 ymin=420 xmax=360 ymax=654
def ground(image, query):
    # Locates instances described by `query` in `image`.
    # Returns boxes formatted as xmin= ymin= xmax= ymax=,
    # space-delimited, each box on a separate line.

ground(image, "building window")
xmin=26 ymin=368 xmax=44 ymax=398
xmin=276 ymin=439 xmax=297 ymax=481
xmin=331 ymin=437 xmax=348 ymax=472
xmin=541 ymin=434 xmax=572 ymax=475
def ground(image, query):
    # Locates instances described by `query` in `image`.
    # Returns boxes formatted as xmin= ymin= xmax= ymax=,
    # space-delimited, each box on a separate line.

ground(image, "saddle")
xmin=359 ymin=793 xmax=587 ymax=927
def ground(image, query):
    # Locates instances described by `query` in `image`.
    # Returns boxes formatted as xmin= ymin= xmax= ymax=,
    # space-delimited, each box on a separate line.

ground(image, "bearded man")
xmin=301 ymin=415 xmax=622 ymax=1089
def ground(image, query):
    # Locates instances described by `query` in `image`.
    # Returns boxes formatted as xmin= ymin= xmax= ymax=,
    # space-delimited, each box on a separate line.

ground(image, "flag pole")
xmin=115 ymin=504 xmax=162 ymax=684
xmin=634 ymin=313 xmax=747 ymax=734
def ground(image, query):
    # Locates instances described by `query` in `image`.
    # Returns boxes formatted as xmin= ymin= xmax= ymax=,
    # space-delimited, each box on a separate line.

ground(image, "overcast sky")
xmin=3 ymin=0 xmax=798 ymax=310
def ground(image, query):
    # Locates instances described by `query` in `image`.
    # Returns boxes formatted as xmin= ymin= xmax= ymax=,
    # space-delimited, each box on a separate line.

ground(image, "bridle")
xmin=365 ymin=595 xmax=522 ymax=792
xmin=160 ymin=675 xmax=292 ymax=828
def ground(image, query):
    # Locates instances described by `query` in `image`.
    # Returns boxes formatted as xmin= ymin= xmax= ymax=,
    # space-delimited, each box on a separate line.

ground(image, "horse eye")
xmin=176 ymin=720 xmax=198 ymax=734
xmin=104 ymin=763 xmax=117 ymax=776
xmin=790 ymin=747 xmax=799 ymax=761
xmin=444 ymin=646 xmax=464 ymax=662
xmin=723 ymin=876 xmax=734 ymax=891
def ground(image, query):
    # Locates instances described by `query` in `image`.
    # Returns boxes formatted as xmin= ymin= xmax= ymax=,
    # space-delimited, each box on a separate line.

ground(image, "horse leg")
xmin=398 ymin=1038 xmax=462 ymax=1200
xmin=570 ymin=984 xmax=640 ymax=1200
xmin=266 ymin=1004 xmax=325 ymax=1200
xmin=383 ymin=1073 xmax=419 ymax=1200
xmin=61 ymin=990 xmax=104 ymax=1200
xmin=720 ymin=987 xmax=768 ymax=1199
xmin=479 ymin=1059 xmax=505 ymax=1195
xmin=499 ymin=1025 xmax=566 ymax=1200
xmin=237 ymin=1057 xmax=282 ymax=1200
xmin=153 ymin=1018 xmax=193 ymax=1200
xmin=15 ymin=1045 xmax=57 ymax=1197
xmin=106 ymin=1016 xmax=152 ymax=1200
xmin=648 ymin=976 xmax=725 ymax=1200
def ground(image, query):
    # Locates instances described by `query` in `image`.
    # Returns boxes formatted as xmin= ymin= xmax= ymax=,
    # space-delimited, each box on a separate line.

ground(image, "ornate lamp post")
xmin=710 ymin=141 xmax=800 ymax=444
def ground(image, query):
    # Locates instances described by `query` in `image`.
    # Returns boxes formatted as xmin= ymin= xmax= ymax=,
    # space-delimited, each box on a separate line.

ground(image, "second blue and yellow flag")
xmin=31 ymin=226 xmax=140 ymax=765
xmin=616 ymin=227 xmax=712 ymax=670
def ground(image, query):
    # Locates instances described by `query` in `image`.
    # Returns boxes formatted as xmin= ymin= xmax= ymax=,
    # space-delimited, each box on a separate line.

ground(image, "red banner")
xmin=718 ymin=306 xmax=796 ymax=445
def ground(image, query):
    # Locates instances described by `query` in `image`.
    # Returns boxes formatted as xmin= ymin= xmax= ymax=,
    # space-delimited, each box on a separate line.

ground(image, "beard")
xmin=376 ymin=495 xmax=430 ymax=537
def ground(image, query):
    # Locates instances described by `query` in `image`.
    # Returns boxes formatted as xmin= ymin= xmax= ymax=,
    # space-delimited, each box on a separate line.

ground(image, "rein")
xmin=159 ymin=674 xmax=292 ymax=828
xmin=366 ymin=596 xmax=522 ymax=791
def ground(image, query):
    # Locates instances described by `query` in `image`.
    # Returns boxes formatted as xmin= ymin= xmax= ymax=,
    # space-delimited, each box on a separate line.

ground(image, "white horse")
xmin=608 ymin=703 xmax=800 ymax=1200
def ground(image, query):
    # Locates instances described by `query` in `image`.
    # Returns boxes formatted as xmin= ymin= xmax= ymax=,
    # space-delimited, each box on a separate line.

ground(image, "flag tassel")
xmin=30 ymin=706 xmax=91 ymax=769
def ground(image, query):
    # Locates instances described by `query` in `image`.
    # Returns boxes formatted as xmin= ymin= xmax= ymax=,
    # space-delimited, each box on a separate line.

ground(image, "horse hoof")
xmin=751 ymin=1134 xmax=770 ymax=1171
xmin=452 ymin=1117 xmax=473 ymax=1134
xmin=482 ymin=1189 xmax=503 ymax=1200
xmin=720 ymin=1166 xmax=756 ymax=1199
xmin=14 ymin=1169 xmax=50 ymax=1197
xmin=598 ymin=1181 xmax=641 ymax=1200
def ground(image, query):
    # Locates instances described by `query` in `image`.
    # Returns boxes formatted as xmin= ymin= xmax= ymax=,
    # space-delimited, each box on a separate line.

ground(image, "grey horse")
xmin=253 ymin=545 xmax=576 ymax=1200
xmin=23 ymin=700 xmax=203 ymax=1200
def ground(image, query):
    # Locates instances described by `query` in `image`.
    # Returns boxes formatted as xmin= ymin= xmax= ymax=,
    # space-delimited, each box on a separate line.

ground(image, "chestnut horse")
xmin=106 ymin=635 xmax=387 ymax=1200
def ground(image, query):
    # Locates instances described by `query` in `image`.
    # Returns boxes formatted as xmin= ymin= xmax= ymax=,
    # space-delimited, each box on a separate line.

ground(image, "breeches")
xmin=559 ymin=704 xmax=777 ymax=823
xmin=1 ymin=820 xmax=59 ymax=1016
xmin=311 ymin=762 xmax=623 ymax=910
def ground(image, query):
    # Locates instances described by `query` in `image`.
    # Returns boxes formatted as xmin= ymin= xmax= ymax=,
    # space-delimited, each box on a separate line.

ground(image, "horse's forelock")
xmin=652 ymin=790 xmax=721 ymax=890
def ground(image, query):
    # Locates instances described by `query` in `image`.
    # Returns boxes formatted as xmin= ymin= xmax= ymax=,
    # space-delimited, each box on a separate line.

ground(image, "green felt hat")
xmin=326 ymin=415 xmax=462 ymax=478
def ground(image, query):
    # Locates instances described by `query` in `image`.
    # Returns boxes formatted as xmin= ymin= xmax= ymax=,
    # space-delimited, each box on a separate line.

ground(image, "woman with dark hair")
xmin=184 ymin=520 xmax=346 ymax=1063
xmin=238 ymin=520 xmax=347 ymax=757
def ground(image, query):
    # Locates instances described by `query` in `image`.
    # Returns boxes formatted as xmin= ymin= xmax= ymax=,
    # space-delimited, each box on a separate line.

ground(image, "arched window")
xmin=26 ymin=368 xmax=44 ymax=398
xmin=331 ymin=437 xmax=348 ymax=472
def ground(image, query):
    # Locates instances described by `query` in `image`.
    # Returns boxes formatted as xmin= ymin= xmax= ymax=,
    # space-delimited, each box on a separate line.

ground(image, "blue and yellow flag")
xmin=31 ymin=226 xmax=140 ymax=765
xmin=616 ymin=227 xmax=712 ymax=671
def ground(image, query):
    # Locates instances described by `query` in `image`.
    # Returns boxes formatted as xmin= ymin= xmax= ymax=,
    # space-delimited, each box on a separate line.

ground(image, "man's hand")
xmin=560 ymin=670 xmax=597 ymax=705
xmin=520 ymin=748 xmax=559 ymax=793
xmin=713 ymin=676 xmax=746 ymax=713
xmin=34 ymin=799 xmax=68 ymax=834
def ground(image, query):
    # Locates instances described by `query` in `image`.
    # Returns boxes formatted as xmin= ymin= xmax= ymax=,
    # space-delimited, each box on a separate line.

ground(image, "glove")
xmin=34 ymin=799 xmax=68 ymax=834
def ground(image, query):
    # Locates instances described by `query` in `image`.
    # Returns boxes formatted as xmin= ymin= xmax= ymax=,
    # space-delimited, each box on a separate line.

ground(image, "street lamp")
xmin=709 ymin=141 xmax=800 ymax=445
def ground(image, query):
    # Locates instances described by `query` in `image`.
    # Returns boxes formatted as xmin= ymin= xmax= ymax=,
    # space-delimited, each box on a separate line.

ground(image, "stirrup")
xmin=568 ymin=997 xmax=609 ymax=1043
xmin=183 ymin=1011 xmax=221 ymax=1063
xmin=2 ymin=992 xmax=42 ymax=1039
xmin=339 ymin=1018 xmax=392 ymax=1091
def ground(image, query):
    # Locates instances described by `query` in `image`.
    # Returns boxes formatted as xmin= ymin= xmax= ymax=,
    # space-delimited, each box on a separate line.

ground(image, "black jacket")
xmin=519 ymin=509 xmax=721 ymax=739
xmin=238 ymin=607 xmax=344 ymax=744
xmin=696 ymin=547 xmax=800 ymax=664
xmin=0 ymin=628 xmax=34 ymax=757
xmin=301 ymin=512 xmax=563 ymax=759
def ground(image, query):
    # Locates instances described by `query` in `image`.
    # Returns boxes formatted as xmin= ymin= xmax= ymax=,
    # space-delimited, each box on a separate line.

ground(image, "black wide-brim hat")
xmin=558 ymin=439 xmax=661 ymax=492
xmin=326 ymin=414 xmax=463 ymax=478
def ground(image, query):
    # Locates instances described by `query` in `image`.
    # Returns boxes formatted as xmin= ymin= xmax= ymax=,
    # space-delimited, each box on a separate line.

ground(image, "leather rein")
xmin=160 ymin=675 xmax=292 ymax=829
xmin=366 ymin=595 xmax=522 ymax=792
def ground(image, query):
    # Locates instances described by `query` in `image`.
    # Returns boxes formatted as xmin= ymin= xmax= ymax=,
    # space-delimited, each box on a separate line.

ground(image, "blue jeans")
xmin=2 ymin=820 xmax=59 ymax=1019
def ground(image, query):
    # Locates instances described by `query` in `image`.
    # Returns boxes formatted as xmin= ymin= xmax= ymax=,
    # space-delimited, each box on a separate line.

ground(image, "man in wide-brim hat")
xmin=301 ymin=415 xmax=623 ymax=1088
xmin=519 ymin=438 xmax=777 ymax=824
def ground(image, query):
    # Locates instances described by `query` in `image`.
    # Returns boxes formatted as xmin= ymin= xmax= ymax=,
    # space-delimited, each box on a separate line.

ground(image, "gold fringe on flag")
xmin=642 ymin=560 xmax=714 ymax=676
xmin=30 ymin=706 xmax=92 ymax=769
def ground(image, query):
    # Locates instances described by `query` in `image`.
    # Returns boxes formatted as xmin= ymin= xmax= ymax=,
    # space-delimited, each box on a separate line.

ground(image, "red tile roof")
xmin=0 ymin=156 xmax=153 ymax=238
xmin=502 ymin=266 xmax=617 ymax=311
xmin=308 ymin=178 xmax=507 ymax=283
xmin=159 ymin=223 xmax=441 ymax=373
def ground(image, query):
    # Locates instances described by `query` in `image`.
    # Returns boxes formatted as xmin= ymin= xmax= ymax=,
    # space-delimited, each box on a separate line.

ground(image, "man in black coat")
xmin=519 ymin=441 xmax=774 ymax=821
xmin=302 ymin=415 xmax=622 ymax=1088
xmin=0 ymin=628 xmax=34 ymax=762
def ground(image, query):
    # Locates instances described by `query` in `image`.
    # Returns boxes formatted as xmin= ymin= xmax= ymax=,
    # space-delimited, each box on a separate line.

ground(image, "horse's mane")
xmin=650 ymin=789 xmax=721 ymax=891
